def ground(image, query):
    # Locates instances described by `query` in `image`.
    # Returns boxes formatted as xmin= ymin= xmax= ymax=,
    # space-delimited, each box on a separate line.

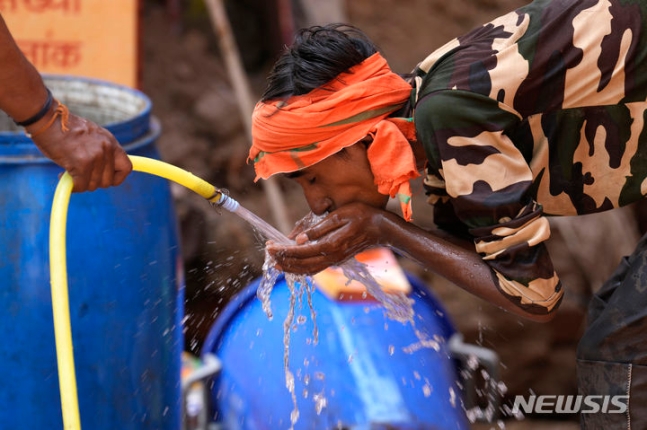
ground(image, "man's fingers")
xmin=278 ymin=253 xmax=337 ymax=275
xmin=268 ymin=241 xmax=334 ymax=263
xmin=87 ymin=152 xmax=105 ymax=192
xmin=71 ymin=144 xmax=131 ymax=192
xmin=70 ymin=161 xmax=93 ymax=193
xmin=112 ymin=148 xmax=133 ymax=186
xmin=301 ymin=215 xmax=344 ymax=241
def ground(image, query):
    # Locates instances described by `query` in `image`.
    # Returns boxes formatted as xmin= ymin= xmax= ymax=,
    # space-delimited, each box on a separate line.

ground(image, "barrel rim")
xmin=0 ymin=74 xmax=153 ymax=146
xmin=0 ymin=116 xmax=161 ymax=164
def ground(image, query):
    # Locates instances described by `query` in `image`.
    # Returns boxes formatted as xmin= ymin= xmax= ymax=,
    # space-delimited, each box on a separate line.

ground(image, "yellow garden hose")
xmin=49 ymin=155 xmax=233 ymax=430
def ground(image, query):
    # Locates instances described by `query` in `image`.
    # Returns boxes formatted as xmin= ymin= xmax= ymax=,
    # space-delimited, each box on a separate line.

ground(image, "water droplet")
xmin=313 ymin=392 xmax=328 ymax=414
xmin=422 ymin=383 xmax=432 ymax=397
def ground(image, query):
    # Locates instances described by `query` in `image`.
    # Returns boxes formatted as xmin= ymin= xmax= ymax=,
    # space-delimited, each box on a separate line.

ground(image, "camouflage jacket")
xmin=412 ymin=0 xmax=647 ymax=315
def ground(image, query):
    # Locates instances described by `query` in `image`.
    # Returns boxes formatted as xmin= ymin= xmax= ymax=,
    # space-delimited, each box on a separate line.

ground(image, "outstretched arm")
xmin=0 ymin=14 xmax=132 ymax=192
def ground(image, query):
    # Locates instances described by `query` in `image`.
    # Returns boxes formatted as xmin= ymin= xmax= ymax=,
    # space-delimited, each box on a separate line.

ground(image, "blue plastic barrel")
xmin=0 ymin=75 xmax=183 ymax=429
xmin=202 ymin=273 xmax=470 ymax=430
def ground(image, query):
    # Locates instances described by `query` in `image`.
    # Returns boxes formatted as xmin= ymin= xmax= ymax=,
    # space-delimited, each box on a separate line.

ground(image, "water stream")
xmin=230 ymin=204 xmax=316 ymax=428
xmin=220 ymin=200 xmax=447 ymax=428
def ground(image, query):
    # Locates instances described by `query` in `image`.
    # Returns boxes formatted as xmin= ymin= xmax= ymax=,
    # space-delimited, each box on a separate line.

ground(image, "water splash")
xmin=338 ymin=257 xmax=414 ymax=323
xmin=228 ymin=205 xmax=316 ymax=429
xmin=257 ymin=250 xmax=281 ymax=320
xmin=222 ymin=204 xmax=432 ymax=428
xmin=228 ymin=205 xmax=419 ymax=337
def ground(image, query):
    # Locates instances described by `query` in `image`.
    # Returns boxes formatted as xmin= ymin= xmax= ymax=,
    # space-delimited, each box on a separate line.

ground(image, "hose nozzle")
xmin=208 ymin=188 xmax=240 ymax=213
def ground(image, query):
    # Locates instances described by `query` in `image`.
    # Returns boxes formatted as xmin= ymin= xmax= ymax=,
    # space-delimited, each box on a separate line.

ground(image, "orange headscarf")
xmin=249 ymin=53 xmax=420 ymax=221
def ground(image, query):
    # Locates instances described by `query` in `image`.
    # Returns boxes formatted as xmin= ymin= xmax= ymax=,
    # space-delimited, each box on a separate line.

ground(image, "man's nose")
xmin=307 ymin=195 xmax=333 ymax=216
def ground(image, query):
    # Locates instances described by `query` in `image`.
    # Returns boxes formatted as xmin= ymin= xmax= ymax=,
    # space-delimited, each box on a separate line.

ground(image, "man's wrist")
xmin=13 ymin=88 xmax=53 ymax=127
xmin=25 ymin=99 xmax=70 ymax=139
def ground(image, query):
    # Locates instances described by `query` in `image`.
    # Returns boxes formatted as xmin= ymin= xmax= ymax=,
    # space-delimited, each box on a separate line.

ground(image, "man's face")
xmin=285 ymin=141 xmax=389 ymax=216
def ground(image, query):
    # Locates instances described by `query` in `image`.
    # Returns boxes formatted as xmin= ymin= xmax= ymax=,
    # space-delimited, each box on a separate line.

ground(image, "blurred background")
xmin=5 ymin=0 xmax=646 ymax=428
xmin=144 ymin=1 xmax=644 ymax=428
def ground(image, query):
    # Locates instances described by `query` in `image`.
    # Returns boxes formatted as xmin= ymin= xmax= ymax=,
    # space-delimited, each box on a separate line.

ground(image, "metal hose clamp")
xmin=208 ymin=188 xmax=229 ymax=214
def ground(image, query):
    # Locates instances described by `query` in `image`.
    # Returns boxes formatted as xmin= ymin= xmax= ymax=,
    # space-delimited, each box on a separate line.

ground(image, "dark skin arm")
xmin=0 ymin=14 xmax=132 ymax=192
xmin=267 ymin=202 xmax=556 ymax=323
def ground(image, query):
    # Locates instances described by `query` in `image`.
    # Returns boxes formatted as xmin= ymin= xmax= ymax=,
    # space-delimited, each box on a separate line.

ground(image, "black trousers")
xmin=577 ymin=232 xmax=647 ymax=429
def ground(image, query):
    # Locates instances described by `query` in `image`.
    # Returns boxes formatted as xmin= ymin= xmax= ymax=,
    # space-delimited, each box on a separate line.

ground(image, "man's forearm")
xmin=0 ymin=14 xmax=49 ymax=122
xmin=380 ymin=211 xmax=556 ymax=323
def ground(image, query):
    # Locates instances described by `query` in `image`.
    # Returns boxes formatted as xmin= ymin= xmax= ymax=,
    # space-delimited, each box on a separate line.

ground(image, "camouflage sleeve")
xmin=417 ymin=89 xmax=563 ymax=315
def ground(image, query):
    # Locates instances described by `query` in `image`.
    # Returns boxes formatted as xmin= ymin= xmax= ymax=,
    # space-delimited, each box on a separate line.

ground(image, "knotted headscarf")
xmin=249 ymin=53 xmax=420 ymax=221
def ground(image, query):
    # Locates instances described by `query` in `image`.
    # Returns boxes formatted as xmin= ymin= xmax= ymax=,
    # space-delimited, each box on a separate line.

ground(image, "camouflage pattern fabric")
xmin=412 ymin=0 xmax=647 ymax=315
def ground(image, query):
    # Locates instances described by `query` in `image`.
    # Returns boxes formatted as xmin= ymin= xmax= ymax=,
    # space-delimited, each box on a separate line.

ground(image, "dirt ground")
xmin=139 ymin=1 xmax=642 ymax=428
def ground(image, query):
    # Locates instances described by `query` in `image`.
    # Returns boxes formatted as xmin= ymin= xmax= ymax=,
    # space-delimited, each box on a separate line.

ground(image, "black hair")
xmin=260 ymin=23 xmax=379 ymax=101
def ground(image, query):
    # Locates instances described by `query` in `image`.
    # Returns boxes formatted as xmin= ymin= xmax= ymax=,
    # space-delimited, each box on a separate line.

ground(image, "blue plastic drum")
xmin=202 ymin=273 xmax=470 ymax=430
xmin=0 ymin=76 xmax=183 ymax=429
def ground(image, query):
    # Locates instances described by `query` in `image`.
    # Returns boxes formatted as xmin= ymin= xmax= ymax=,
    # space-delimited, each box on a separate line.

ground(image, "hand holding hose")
xmin=28 ymin=107 xmax=133 ymax=193
xmin=0 ymin=15 xmax=132 ymax=193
